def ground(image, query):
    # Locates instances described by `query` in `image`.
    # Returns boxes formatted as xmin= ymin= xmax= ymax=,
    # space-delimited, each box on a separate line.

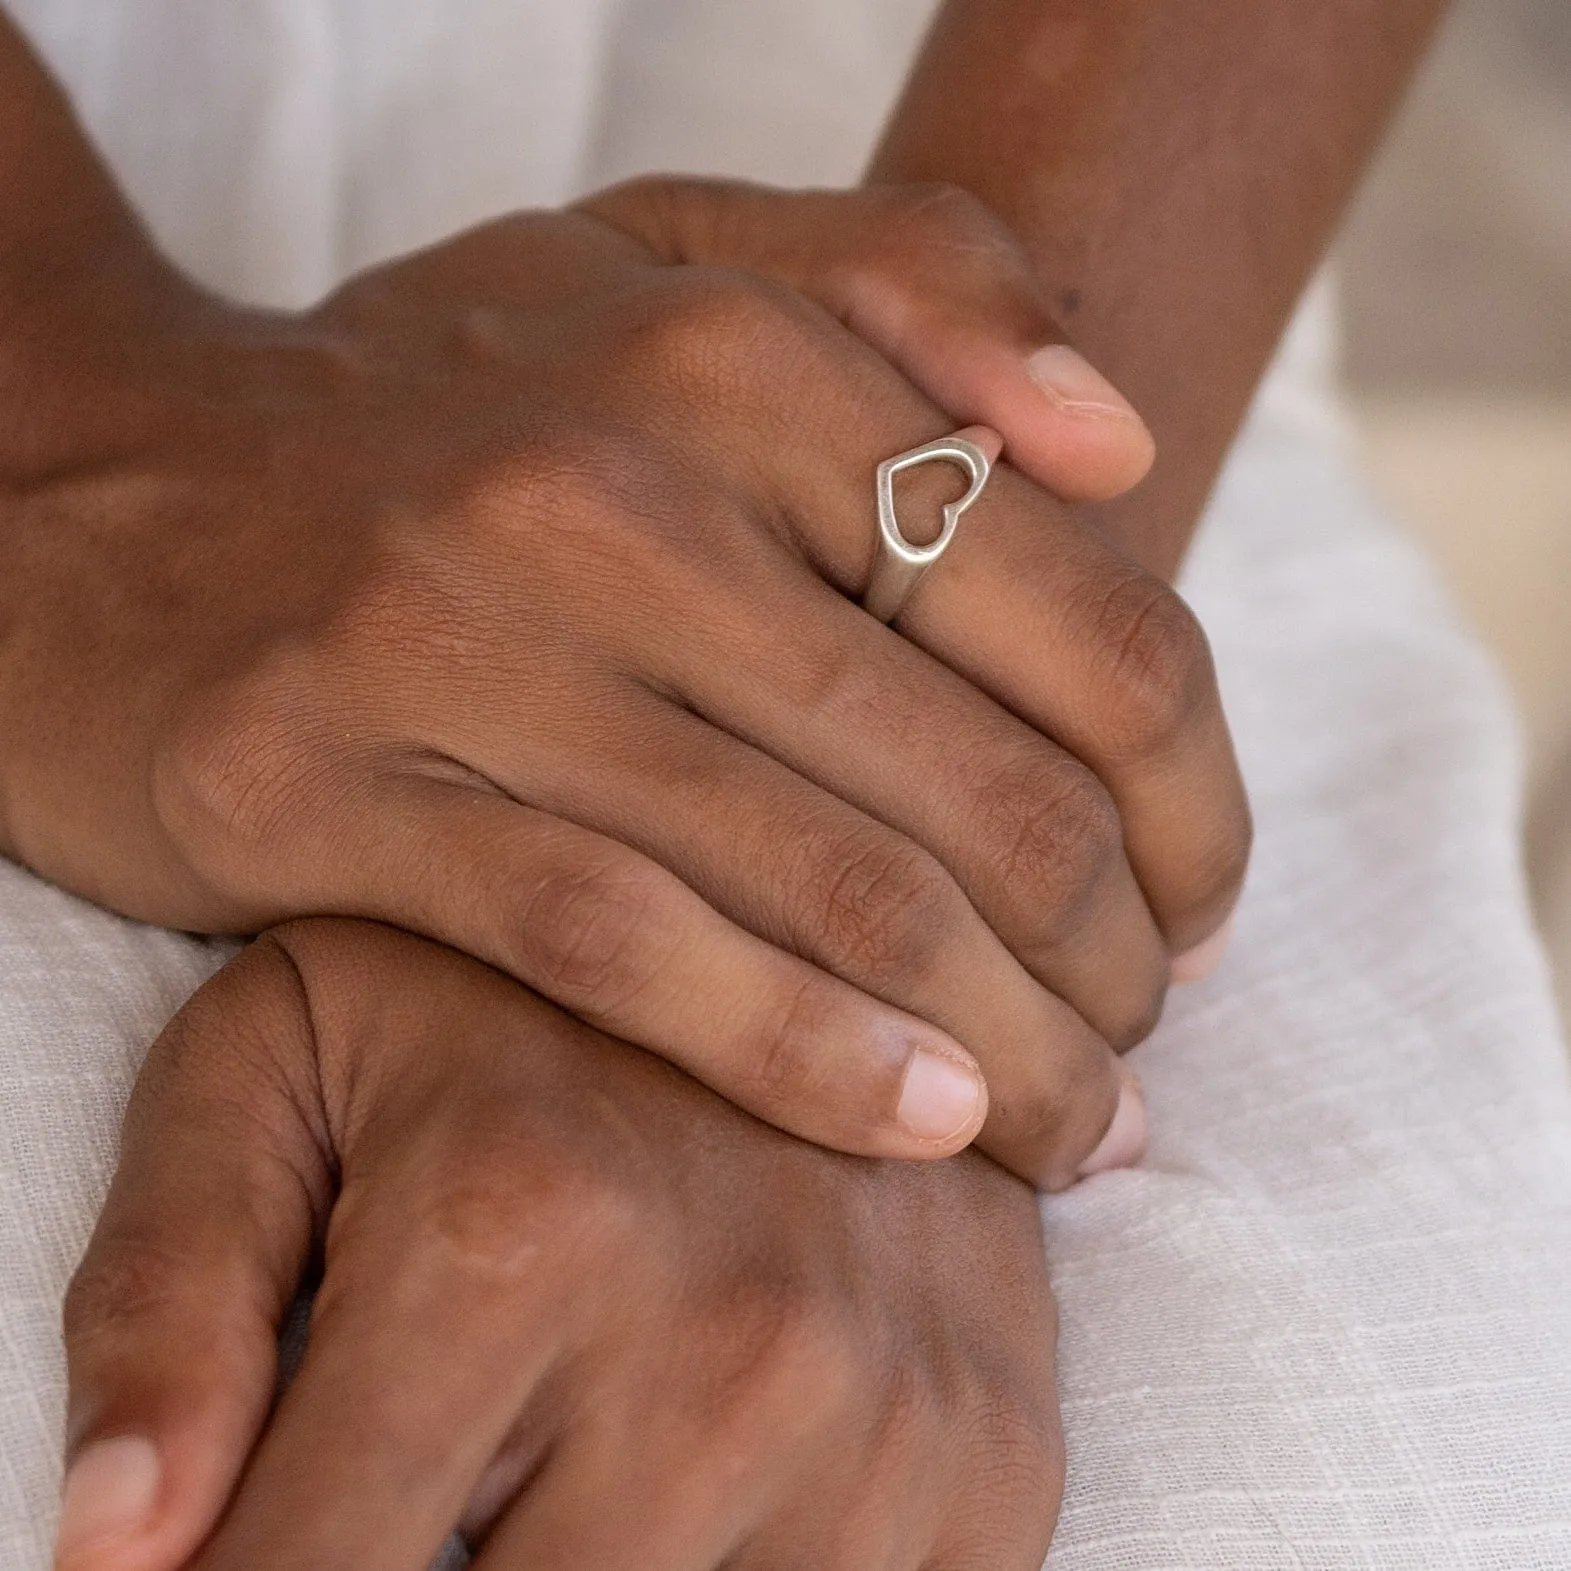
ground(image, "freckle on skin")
xmin=1059 ymin=287 xmax=1082 ymax=316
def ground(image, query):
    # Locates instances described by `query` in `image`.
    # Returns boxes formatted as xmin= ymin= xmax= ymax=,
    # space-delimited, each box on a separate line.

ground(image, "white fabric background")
xmin=2 ymin=2 xmax=1570 ymax=1566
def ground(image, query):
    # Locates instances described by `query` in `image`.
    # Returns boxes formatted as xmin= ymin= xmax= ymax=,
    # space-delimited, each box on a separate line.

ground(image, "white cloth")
xmin=3 ymin=3 xmax=1570 ymax=1567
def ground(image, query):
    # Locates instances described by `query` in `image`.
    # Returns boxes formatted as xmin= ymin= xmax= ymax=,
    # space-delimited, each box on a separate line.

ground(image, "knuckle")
xmin=577 ymin=173 xmax=687 ymax=255
xmin=150 ymin=674 xmax=317 ymax=874
xmin=1177 ymin=813 xmax=1254 ymax=944
xmin=512 ymin=852 xmax=665 ymax=1011
xmin=1008 ymin=1050 xmax=1108 ymax=1168
xmin=63 ymin=1240 xmax=186 ymax=1351
xmin=401 ymin=1145 xmax=641 ymax=1294
xmin=803 ymin=832 xmax=962 ymax=993
xmin=1103 ymin=979 xmax=1167 ymax=1054
xmin=1090 ymin=573 xmax=1216 ymax=761
xmin=882 ymin=181 xmax=1011 ymax=252
xmin=835 ymin=184 xmax=1031 ymax=325
xmin=741 ymin=1279 xmax=862 ymax=1429
xmin=624 ymin=266 xmax=806 ymax=393
xmin=745 ymin=976 xmax=836 ymax=1105
xmin=979 ymin=762 xmax=1124 ymax=944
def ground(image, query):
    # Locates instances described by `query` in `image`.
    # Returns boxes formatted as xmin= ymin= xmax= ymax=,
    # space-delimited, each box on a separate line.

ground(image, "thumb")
xmin=578 ymin=176 xmax=1155 ymax=505
xmin=54 ymin=937 xmax=325 ymax=1571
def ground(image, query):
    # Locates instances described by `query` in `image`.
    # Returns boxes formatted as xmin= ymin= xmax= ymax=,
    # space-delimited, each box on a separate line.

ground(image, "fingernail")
xmin=1025 ymin=344 xmax=1145 ymax=423
xmin=897 ymin=1048 xmax=985 ymax=1143
xmin=55 ymin=1436 xmax=160 ymax=1566
xmin=1077 ymin=1070 xmax=1148 ymax=1178
xmin=952 ymin=422 xmax=1004 ymax=464
xmin=1171 ymin=914 xmax=1235 ymax=984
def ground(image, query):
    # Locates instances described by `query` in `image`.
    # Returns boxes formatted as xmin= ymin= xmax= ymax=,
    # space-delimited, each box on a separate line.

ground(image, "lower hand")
xmin=56 ymin=920 xmax=1064 ymax=1571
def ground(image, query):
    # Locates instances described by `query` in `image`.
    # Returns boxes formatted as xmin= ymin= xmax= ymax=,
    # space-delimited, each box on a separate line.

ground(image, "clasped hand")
xmin=1 ymin=177 xmax=1249 ymax=1188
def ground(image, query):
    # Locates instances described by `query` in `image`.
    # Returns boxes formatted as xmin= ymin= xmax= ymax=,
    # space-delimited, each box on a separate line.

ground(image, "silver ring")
xmin=861 ymin=428 xmax=996 ymax=624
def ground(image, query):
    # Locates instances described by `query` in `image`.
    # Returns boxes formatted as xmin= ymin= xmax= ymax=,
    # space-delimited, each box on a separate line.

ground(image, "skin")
xmin=872 ymin=0 xmax=1449 ymax=579
xmin=0 ymin=10 xmax=1257 ymax=1188
xmin=0 ymin=0 xmax=1447 ymax=1562
xmin=58 ymin=920 xmax=1063 ymax=1571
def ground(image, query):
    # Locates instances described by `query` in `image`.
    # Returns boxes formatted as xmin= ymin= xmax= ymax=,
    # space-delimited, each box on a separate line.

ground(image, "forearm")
xmin=0 ymin=13 xmax=182 ymax=867
xmin=0 ymin=14 xmax=156 ymax=307
xmin=0 ymin=13 xmax=185 ymax=492
xmin=870 ymin=0 xmax=1446 ymax=579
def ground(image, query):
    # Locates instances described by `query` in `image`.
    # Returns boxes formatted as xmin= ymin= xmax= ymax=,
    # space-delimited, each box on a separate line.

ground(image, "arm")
xmin=0 ymin=15 xmax=180 ymax=458
xmin=871 ymin=0 xmax=1448 ymax=579
xmin=0 ymin=14 xmax=142 ymax=282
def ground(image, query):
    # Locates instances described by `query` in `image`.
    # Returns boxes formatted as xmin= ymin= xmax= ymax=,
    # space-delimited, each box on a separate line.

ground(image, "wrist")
xmin=0 ymin=12 xmax=197 ymax=476
xmin=0 ymin=238 xmax=196 ymax=875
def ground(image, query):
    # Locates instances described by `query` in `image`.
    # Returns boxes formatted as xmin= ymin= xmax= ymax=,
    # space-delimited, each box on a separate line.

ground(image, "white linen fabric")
xmin=2 ymin=3 xmax=1570 ymax=1567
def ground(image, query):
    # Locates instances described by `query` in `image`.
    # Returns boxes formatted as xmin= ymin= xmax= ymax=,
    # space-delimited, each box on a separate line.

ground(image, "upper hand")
xmin=0 ymin=177 xmax=1248 ymax=1185
xmin=57 ymin=919 xmax=1064 ymax=1571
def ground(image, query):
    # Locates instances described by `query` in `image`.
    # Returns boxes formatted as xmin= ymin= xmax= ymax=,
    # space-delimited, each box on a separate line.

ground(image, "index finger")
xmin=576 ymin=176 xmax=1157 ymax=506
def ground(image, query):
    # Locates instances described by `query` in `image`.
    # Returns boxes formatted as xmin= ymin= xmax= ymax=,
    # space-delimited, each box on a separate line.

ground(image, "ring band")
xmin=862 ymin=428 xmax=996 ymax=624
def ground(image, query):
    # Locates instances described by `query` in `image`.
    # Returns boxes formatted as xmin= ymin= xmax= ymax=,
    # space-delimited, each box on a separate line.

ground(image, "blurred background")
xmin=1338 ymin=0 xmax=1571 ymax=1022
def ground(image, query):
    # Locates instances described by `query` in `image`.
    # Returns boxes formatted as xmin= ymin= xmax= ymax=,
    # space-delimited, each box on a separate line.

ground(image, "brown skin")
xmin=0 ymin=12 xmax=1255 ymax=1188
xmin=872 ymin=0 xmax=1449 ymax=579
xmin=60 ymin=920 xmax=1062 ymax=1571
xmin=4 ymin=1 xmax=1448 ymax=1563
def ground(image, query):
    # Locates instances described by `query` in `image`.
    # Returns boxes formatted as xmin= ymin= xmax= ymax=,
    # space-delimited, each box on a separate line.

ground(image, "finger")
xmin=644 ymin=558 xmax=1171 ymax=1050
xmin=578 ymin=176 xmax=1155 ymax=506
xmin=186 ymin=935 xmax=590 ymax=1571
xmin=923 ymin=1425 xmax=1064 ymax=1571
xmin=451 ymin=688 xmax=1138 ymax=1188
xmin=556 ymin=246 xmax=1244 ymax=960
xmin=467 ymin=1303 xmax=878 ymax=1571
xmin=55 ymin=939 xmax=324 ymax=1571
xmin=500 ymin=205 xmax=1242 ymax=964
xmin=893 ymin=465 xmax=1251 ymax=960
xmin=725 ymin=340 xmax=1249 ymax=960
xmin=320 ymin=777 xmax=994 ymax=1166
xmin=467 ymin=1421 xmax=753 ymax=1571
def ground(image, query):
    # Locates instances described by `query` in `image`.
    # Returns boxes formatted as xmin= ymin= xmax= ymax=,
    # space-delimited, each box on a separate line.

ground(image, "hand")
xmin=0 ymin=172 xmax=1248 ymax=1184
xmin=55 ymin=920 xmax=1064 ymax=1571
